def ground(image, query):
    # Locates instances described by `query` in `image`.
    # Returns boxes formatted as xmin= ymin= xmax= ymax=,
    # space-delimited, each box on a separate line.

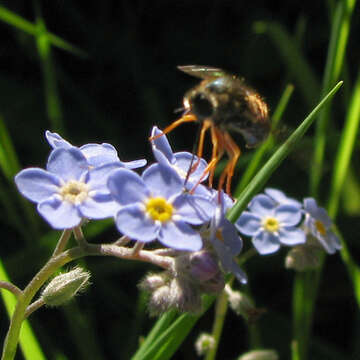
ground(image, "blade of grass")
xmin=34 ymin=2 xmax=64 ymax=133
xmin=131 ymin=296 xmax=215 ymax=360
xmin=0 ymin=261 xmax=46 ymax=360
xmin=310 ymin=0 xmax=356 ymax=197
xmin=131 ymin=310 xmax=178 ymax=359
xmin=0 ymin=5 xmax=87 ymax=58
xmin=228 ymin=81 xmax=343 ymax=223
xmin=292 ymin=67 xmax=360 ymax=360
xmin=253 ymin=21 xmax=320 ymax=108
xmin=0 ymin=115 xmax=39 ymax=240
xmin=234 ymin=83 xmax=294 ymax=195
xmin=327 ymin=67 xmax=360 ymax=218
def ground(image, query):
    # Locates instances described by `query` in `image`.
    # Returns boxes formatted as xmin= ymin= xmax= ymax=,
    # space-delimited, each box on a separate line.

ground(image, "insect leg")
xmin=148 ymin=114 xmax=197 ymax=141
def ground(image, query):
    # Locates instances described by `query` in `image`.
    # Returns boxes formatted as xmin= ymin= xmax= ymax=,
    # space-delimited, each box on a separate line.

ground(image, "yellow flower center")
xmin=216 ymin=229 xmax=224 ymax=242
xmin=263 ymin=217 xmax=280 ymax=232
xmin=146 ymin=197 xmax=173 ymax=222
xmin=59 ymin=180 xmax=89 ymax=204
xmin=315 ymin=220 xmax=326 ymax=236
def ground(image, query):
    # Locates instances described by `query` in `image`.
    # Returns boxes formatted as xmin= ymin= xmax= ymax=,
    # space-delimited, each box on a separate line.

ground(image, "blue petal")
xmin=123 ymin=159 xmax=147 ymax=169
xmin=304 ymin=198 xmax=332 ymax=228
xmin=79 ymin=195 xmax=120 ymax=219
xmin=221 ymin=218 xmax=243 ymax=255
xmin=15 ymin=168 xmax=60 ymax=203
xmin=87 ymin=162 xmax=122 ymax=191
xmin=80 ymin=143 xmax=120 ymax=167
xmin=107 ymin=168 xmax=149 ymax=205
xmin=278 ymin=227 xmax=306 ymax=245
xmin=173 ymin=152 xmax=208 ymax=182
xmin=211 ymin=238 xmax=247 ymax=284
xmin=248 ymin=194 xmax=276 ymax=216
xmin=115 ymin=203 xmax=159 ymax=241
xmin=151 ymin=126 xmax=175 ymax=165
xmin=319 ymin=231 xmax=342 ymax=254
xmin=45 ymin=131 xmax=72 ymax=149
xmin=235 ymin=212 xmax=261 ymax=236
xmin=275 ymin=204 xmax=302 ymax=227
xmin=142 ymin=163 xmax=183 ymax=199
xmin=173 ymin=193 xmax=215 ymax=225
xmin=47 ymin=148 xmax=88 ymax=182
xmin=38 ymin=197 xmax=82 ymax=229
xmin=265 ymin=188 xmax=302 ymax=208
xmin=252 ymin=231 xmax=280 ymax=255
xmin=158 ymin=220 xmax=203 ymax=251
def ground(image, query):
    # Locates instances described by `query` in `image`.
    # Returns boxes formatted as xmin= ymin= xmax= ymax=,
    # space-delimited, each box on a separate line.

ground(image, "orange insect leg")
xmin=218 ymin=132 xmax=241 ymax=195
xmin=148 ymin=114 xmax=197 ymax=141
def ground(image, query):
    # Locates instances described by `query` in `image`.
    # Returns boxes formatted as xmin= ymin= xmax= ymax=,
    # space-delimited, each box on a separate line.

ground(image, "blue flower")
xmin=150 ymin=126 xmax=208 ymax=187
xmin=46 ymin=130 xmax=146 ymax=169
xmin=107 ymin=164 xmax=216 ymax=251
xmin=15 ymin=147 xmax=120 ymax=229
xmin=303 ymin=198 xmax=341 ymax=254
xmin=265 ymin=188 xmax=302 ymax=208
xmin=235 ymin=194 xmax=305 ymax=255
xmin=209 ymin=191 xmax=247 ymax=284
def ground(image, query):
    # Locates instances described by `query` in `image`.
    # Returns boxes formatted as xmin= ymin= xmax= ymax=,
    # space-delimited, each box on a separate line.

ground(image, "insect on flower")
xmin=149 ymin=65 xmax=270 ymax=195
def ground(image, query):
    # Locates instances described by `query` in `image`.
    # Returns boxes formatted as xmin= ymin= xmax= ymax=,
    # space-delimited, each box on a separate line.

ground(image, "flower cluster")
xmin=15 ymin=128 xmax=341 ymax=314
xmin=235 ymin=189 xmax=341 ymax=263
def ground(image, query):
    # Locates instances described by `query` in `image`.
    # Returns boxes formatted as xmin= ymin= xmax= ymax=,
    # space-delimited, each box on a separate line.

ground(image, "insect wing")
xmin=177 ymin=65 xmax=227 ymax=80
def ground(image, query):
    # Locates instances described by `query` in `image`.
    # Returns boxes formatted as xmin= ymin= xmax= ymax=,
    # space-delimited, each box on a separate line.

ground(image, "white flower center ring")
xmin=59 ymin=180 xmax=89 ymax=204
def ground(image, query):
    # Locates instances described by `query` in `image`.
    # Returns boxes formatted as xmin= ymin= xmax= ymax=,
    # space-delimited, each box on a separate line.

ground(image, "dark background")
xmin=0 ymin=1 xmax=359 ymax=359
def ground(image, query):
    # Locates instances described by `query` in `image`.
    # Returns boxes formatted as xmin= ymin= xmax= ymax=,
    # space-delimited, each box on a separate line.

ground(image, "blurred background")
xmin=0 ymin=1 xmax=359 ymax=359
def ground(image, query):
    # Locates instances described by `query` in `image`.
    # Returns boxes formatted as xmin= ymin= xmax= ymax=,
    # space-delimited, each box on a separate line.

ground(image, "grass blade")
xmin=0 ymin=5 xmax=87 ymax=58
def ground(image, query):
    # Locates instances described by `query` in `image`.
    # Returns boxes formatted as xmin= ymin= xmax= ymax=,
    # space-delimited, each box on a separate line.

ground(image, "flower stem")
xmin=1 ymin=242 xmax=173 ymax=360
xmin=204 ymin=288 xmax=229 ymax=360
xmin=1 ymin=247 xmax=85 ymax=360
xmin=0 ymin=281 xmax=22 ymax=299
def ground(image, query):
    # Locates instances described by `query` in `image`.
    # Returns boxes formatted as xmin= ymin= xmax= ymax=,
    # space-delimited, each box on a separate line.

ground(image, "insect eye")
xmin=191 ymin=93 xmax=213 ymax=119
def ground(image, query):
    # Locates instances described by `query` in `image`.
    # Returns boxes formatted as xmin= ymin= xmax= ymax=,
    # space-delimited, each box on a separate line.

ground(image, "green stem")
xmin=1 ymin=246 xmax=85 ymax=360
xmin=204 ymin=288 xmax=230 ymax=360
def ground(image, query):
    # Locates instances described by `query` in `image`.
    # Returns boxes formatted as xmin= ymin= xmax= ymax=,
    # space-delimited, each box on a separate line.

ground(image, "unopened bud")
xmin=238 ymin=349 xmax=278 ymax=360
xmin=189 ymin=251 xmax=220 ymax=282
xmin=195 ymin=333 xmax=215 ymax=356
xmin=139 ymin=272 xmax=168 ymax=292
xmin=225 ymin=285 xmax=265 ymax=323
xmin=285 ymin=244 xmax=321 ymax=271
xmin=41 ymin=267 xmax=90 ymax=307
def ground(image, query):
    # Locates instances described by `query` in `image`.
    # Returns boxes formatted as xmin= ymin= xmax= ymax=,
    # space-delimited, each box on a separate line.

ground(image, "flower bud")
xmin=238 ymin=349 xmax=278 ymax=360
xmin=41 ymin=267 xmax=90 ymax=307
xmin=225 ymin=285 xmax=265 ymax=323
xmin=195 ymin=333 xmax=215 ymax=356
xmin=138 ymin=272 xmax=168 ymax=292
xmin=147 ymin=277 xmax=202 ymax=315
xmin=189 ymin=251 xmax=220 ymax=282
xmin=285 ymin=244 xmax=321 ymax=271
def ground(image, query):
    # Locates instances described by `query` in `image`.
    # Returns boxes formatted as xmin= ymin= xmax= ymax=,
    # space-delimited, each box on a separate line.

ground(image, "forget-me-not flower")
xmin=150 ymin=126 xmax=208 ymax=187
xmin=303 ymin=198 xmax=341 ymax=254
xmin=46 ymin=130 xmax=146 ymax=169
xmin=208 ymin=191 xmax=247 ymax=284
xmin=235 ymin=194 xmax=306 ymax=255
xmin=15 ymin=147 xmax=120 ymax=229
xmin=107 ymin=164 xmax=216 ymax=251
